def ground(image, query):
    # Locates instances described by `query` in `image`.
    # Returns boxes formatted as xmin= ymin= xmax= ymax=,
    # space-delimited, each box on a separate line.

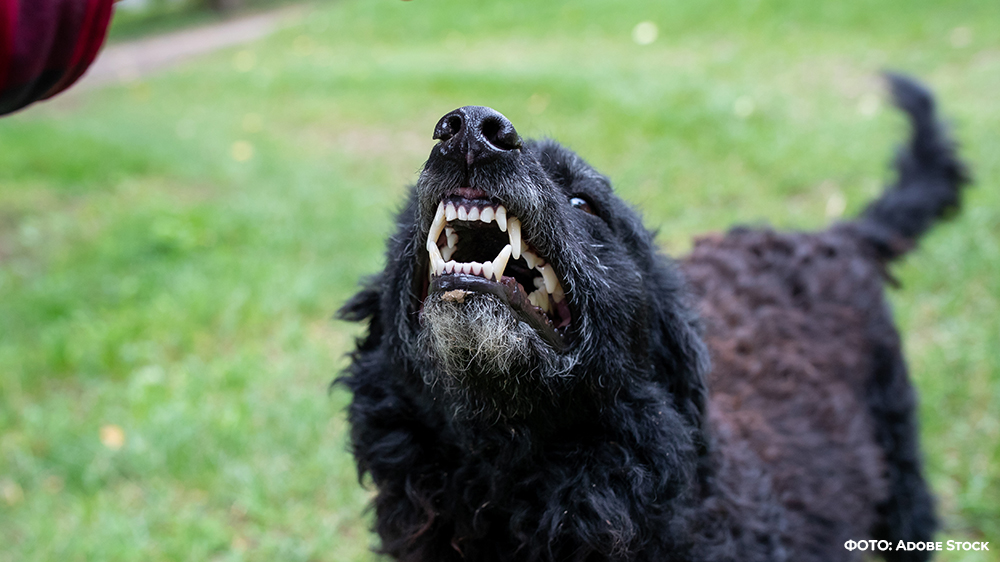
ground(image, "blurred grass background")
xmin=0 ymin=0 xmax=997 ymax=560
xmin=107 ymin=0 xmax=305 ymax=40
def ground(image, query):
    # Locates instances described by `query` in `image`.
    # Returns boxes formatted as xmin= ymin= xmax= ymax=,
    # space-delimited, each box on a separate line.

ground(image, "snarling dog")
xmin=337 ymin=74 xmax=968 ymax=562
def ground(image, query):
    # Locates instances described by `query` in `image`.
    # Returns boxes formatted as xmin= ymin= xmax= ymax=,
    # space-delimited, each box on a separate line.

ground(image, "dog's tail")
xmin=853 ymin=73 xmax=970 ymax=262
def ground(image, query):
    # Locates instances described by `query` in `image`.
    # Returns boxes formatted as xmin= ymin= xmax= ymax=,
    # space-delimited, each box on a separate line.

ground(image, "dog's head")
xmin=341 ymin=107 xmax=707 ymax=425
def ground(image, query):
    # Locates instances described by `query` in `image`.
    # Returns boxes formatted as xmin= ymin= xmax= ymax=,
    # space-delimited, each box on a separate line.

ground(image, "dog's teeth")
xmin=552 ymin=280 xmax=565 ymax=303
xmin=441 ymin=245 xmax=456 ymax=261
xmin=471 ymin=262 xmax=483 ymax=275
xmin=468 ymin=207 xmax=480 ymax=221
xmin=445 ymin=260 xmax=457 ymax=273
xmin=430 ymin=256 xmax=444 ymax=277
xmin=528 ymin=289 xmax=550 ymax=312
xmin=480 ymin=207 xmax=494 ymax=223
xmin=445 ymin=203 xmax=458 ymax=221
xmin=522 ymin=250 xmax=540 ymax=269
xmin=527 ymin=291 xmax=540 ymax=309
xmin=496 ymin=206 xmax=508 ymax=232
xmin=539 ymin=264 xmax=558 ymax=294
xmin=447 ymin=230 xmax=458 ymax=249
xmin=427 ymin=239 xmax=443 ymax=262
xmin=432 ymin=200 xmax=445 ymax=228
xmin=492 ymin=244 xmax=512 ymax=281
xmin=508 ymin=218 xmax=522 ymax=260
xmin=460 ymin=262 xmax=472 ymax=275
xmin=458 ymin=206 xmax=468 ymax=221
xmin=482 ymin=261 xmax=494 ymax=281
xmin=539 ymin=290 xmax=552 ymax=313
xmin=427 ymin=202 xmax=446 ymax=248
xmin=533 ymin=277 xmax=545 ymax=289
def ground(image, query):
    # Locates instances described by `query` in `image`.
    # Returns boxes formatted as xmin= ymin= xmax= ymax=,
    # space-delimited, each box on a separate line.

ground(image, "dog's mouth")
xmin=421 ymin=188 xmax=571 ymax=347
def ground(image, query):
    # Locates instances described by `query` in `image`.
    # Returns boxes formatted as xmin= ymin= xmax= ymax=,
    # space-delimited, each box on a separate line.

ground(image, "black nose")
xmin=432 ymin=106 xmax=521 ymax=167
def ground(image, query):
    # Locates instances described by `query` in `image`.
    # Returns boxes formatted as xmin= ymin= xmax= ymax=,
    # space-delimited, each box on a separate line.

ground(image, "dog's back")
xmin=681 ymin=74 xmax=968 ymax=561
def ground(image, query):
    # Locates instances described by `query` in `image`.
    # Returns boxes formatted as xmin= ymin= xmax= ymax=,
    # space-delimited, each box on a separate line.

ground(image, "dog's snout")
xmin=433 ymin=106 xmax=521 ymax=166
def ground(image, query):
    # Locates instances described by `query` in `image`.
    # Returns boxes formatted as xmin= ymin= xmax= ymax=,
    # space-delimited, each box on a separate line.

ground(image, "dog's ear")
xmin=337 ymin=276 xmax=384 ymax=350
xmin=338 ymin=281 xmax=381 ymax=322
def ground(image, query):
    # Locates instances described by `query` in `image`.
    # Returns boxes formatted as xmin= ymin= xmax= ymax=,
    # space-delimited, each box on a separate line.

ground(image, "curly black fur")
xmin=336 ymin=74 xmax=968 ymax=561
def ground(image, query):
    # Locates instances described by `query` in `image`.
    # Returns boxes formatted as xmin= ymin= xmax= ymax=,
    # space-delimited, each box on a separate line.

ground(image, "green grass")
xmin=1 ymin=0 xmax=998 ymax=559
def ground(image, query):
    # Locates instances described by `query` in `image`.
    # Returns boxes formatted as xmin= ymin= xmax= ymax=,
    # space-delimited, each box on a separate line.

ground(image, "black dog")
xmin=337 ymin=74 xmax=967 ymax=562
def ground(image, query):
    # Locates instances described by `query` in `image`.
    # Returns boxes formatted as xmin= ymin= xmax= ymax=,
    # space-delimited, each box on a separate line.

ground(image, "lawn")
xmin=1 ymin=0 xmax=997 ymax=560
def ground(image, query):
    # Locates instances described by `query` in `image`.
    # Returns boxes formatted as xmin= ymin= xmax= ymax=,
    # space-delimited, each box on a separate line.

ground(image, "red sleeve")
xmin=0 ymin=0 xmax=115 ymax=116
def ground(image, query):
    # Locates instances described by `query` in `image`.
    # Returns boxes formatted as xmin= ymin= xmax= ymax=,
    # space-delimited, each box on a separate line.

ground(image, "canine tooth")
xmin=552 ymin=281 xmax=565 ymax=303
xmin=496 ymin=206 xmax=507 ymax=232
xmin=445 ymin=260 xmax=457 ymax=273
xmin=471 ymin=262 xmax=483 ymax=275
xmin=458 ymin=206 xmax=468 ymax=221
xmin=480 ymin=207 xmax=495 ymax=223
xmin=522 ymin=250 xmax=540 ymax=269
xmin=427 ymin=239 xmax=443 ymax=262
xmin=447 ymin=231 xmax=458 ymax=249
xmin=441 ymin=245 xmax=456 ymax=261
xmin=539 ymin=264 xmax=558 ymax=294
xmin=445 ymin=203 xmax=458 ymax=221
xmin=435 ymin=257 xmax=445 ymax=275
xmin=492 ymin=244 xmax=512 ymax=281
xmin=468 ymin=207 xmax=480 ymax=221
xmin=508 ymin=218 xmax=522 ymax=260
xmin=482 ymin=261 xmax=494 ymax=281
xmin=427 ymin=202 xmax=446 ymax=248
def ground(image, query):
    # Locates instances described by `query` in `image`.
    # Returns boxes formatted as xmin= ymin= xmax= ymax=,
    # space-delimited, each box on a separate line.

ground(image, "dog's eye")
xmin=570 ymin=196 xmax=596 ymax=215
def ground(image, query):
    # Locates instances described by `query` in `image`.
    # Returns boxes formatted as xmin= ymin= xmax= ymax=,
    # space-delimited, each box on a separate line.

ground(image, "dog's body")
xmin=338 ymin=75 xmax=967 ymax=562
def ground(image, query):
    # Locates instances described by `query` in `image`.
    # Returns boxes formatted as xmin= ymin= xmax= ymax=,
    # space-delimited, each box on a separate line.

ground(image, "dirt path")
xmin=74 ymin=6 xmax=305 ymax=90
